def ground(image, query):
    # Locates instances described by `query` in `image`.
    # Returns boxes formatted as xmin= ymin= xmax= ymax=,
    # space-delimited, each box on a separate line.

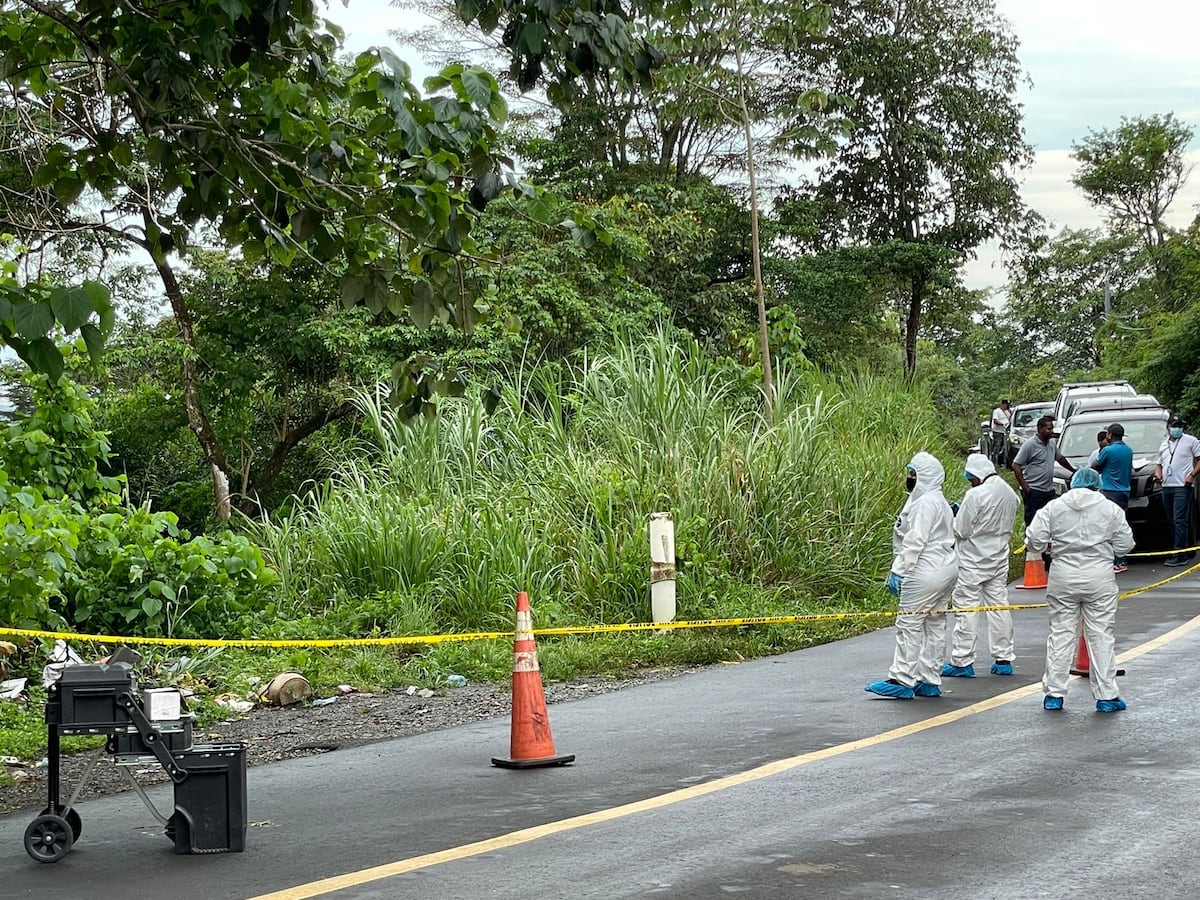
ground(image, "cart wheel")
xmin=41 ymin=806 xmax=82 ymax=841
xmin=24 ymin=814 xmax=74 ymax=863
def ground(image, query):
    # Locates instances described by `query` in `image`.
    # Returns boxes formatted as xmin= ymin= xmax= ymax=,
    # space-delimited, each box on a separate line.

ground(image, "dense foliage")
xmin=0 ymin=373 xmax=275 ymax=635
xmin=244 ymin=336 xmax=951 ymax=638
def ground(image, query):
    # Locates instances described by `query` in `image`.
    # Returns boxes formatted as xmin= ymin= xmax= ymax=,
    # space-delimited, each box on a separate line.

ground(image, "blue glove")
xmin=886 ymin=572 xmax=903 ymax=596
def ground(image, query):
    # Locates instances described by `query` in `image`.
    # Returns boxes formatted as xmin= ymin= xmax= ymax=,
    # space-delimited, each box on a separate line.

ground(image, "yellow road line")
xmin=245 ymin=611 xmax=1200 ymax=900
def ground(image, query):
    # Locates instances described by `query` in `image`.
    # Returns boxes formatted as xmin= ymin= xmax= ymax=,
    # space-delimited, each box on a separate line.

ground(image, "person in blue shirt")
xmin=1091 ymin=423 xmax=1134 ymax=573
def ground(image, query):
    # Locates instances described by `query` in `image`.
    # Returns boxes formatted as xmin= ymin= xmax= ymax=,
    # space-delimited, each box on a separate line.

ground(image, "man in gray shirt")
xmin=1012 ymin=415 xmax=1077 ymax=525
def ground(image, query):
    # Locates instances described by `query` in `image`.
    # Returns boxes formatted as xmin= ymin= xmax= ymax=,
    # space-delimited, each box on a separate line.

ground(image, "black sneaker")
xmin=1165 ymin=557 xmax=1188 ymax=567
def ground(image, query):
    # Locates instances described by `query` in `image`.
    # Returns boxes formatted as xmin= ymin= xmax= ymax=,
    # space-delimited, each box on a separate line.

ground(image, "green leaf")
xmin=111 ymin=140 xmax=134 ymax=167
xmin=460 ymin=69 xmax=494 ymax=110
xmin=50 ymin=286 xmax=94 ymax=333
xmin=455 ymin=0 xmax=480 ymax=24
xmin=376 ymin=47 xmax=411 ymax=80
xmin=24 ymin=337 xmax=64 ymax=379
xmin=53 ymin=175 xmax=85 ymax=206
xmin=11 ymin=299 xmax=54 ymax=339
xmin=410 ymin=282 xmax=435 ymax=328
xmin=79 ymin=323 xmax=105 ymax=362
xmin=339 ymin=275 xmax=368 ymax=308
xmin=477 ymin=1 xmax=500 ymax=32
xmin=142 ymin=596 xmax=163 ymax=617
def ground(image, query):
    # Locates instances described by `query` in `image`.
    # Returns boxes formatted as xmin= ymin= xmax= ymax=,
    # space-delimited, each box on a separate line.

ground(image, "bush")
xmin=0 ymin=373 xmax=277 ymax=635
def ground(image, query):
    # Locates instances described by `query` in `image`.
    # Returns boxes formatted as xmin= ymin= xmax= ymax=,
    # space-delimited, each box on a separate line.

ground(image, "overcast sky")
xmin=329 ymin=0 xmax=1200 ymax=293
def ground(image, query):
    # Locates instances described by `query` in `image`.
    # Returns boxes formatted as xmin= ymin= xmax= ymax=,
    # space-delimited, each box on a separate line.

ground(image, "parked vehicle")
xmin=1051 ymin=380 xmax=1135 ymax=430
xmin=1006 ymin=401 xmax=1054 ymax=466
xmin=1063 ymin=393 xmax=1161 ymax=421
xmin=1053 ymin=406 xmax=1193 ymax=547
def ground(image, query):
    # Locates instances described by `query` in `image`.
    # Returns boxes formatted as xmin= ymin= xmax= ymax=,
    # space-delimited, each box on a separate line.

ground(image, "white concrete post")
xmin=649 ymin=512 xmax=676 ymax=624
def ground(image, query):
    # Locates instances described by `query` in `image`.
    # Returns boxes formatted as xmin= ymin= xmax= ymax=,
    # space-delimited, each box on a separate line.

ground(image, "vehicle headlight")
xmin=1053 ymin=477 xmax=1068 ymax=496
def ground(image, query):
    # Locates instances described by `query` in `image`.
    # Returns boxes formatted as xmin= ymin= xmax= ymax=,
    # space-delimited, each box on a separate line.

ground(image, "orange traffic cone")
xmin=1069 ymin=633 xmax=1090 ymax=676
xmin=1014 ymin=551 xmax=1047 ymax=590
xmin=1068 ymin=632 xmax=1125 ymax=678
xmin=491 ymin=591 xmax=575 ymax=769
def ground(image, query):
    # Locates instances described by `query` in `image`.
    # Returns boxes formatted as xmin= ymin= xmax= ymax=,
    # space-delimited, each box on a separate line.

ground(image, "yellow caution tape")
xmin=0 ymin=628 xmax=506 ymax=649
xmin=1128 ymin=543 xmax=1200 ymax=558
xmin=0 ymin=562 xmax=1194 ymax=649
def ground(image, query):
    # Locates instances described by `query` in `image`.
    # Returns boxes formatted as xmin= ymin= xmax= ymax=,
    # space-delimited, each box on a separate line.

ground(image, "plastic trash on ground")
xmin=42 ymin=641 xmax=84 ymax=689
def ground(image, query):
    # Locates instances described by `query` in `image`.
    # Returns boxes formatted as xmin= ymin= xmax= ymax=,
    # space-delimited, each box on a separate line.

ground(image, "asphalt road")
xmin=3 ymin=559 xmax=1199 ymax=899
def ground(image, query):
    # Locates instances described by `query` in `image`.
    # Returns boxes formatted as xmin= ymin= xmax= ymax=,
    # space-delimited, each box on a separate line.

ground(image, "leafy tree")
xmin=97 ymin=188 xmax=703 ymax=520
xmin=1005 ymin=226 xmax=1147 ymax=373
xmin=1071 ymin=113 xmax=1194 ymax=285
xmin=0 ymin=0 xmax=654 ymax=517
xmin=766 ymin=245 xmax=898 ymax=369
xmin=803 ymin=0 xmax=1031 ymax=376
xmin=1126 ymin=218 xmax=1200 ymax=417
xmin=402 ymin=0 xmax=830 ymax=184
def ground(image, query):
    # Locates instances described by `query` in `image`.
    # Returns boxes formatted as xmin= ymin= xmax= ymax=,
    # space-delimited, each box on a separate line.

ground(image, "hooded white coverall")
xmin=888 ymin=452 xmax=959 ymax=687
xmin=947 ymin=454 xmax=1020 ymax=667
xmin=1025 ymin=488 xmax=1134 ymax=700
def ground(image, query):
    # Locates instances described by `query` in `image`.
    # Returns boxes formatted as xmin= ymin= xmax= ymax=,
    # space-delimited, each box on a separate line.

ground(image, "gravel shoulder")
xmin=1 ymin=668 xmax=691 ymax=816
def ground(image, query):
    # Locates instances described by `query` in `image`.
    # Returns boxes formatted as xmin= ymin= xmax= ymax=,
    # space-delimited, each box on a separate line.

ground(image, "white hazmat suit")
xmin=886 ymin=452 xmax=959 ymax=688
xmin=1025 ymin=479 xmax=1134 ymax=703
xmin=947 ymin=454 xmax=1020 ymax=669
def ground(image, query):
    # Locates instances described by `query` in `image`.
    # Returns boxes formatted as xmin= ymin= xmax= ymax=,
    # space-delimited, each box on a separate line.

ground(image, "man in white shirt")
xmin=1154 ymin=416 xmax=1200 ymax=566
xmin=1086 ymin=430 xmax=1109 ymax=466
xmin=990 ymin=399 xmax=1012 ymax=466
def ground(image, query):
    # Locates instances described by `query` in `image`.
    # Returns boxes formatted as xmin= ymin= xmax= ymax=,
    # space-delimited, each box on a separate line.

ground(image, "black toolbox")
xmin=167 ymin=744 xmax=248 ymax=854
xmin=110 ymin=716 xmax=194 ymax=756
xmin=53 ymin=664 xmax=137 ymax=732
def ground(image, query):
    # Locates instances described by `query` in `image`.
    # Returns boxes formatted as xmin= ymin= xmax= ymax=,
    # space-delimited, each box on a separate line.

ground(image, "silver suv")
xmin=1052 ymin=380 xmax=1135 ymax=431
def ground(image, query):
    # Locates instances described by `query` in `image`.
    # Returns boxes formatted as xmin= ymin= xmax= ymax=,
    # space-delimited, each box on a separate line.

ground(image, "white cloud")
xmin=321 ymin=0 xmax=417 ymax=52
xmin=964 ymin=148 xmax=1200 ymax=293
xmin=998 ymin=0 xmax=1200 ymax=61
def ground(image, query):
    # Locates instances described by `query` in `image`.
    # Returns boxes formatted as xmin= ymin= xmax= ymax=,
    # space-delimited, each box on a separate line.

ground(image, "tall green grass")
xmin=248 ymin=335 xmax=952 ymax=636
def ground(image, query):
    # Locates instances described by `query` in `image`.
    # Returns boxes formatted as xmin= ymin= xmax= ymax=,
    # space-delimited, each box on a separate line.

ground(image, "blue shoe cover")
xmin=913 ymin=681 xmax=941 ymax=697
xmin=1096 ymin=697 xmax=1127 ymax=713
xmin=940 ymin=663 xmax=976 ymax=678
xmin=1043 ymin=695 xmax=1064 ymax=710
xmin=990 ymin=661 xmax=1014 ymax=676
xmin=865 ymin=679 xmax=915 ymax=699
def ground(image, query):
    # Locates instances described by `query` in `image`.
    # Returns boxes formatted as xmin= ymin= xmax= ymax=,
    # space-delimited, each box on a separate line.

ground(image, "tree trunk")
xmin=734 ymin=46 xmax=774 ymax=422
xmin=236 ymin=402 xmax=354 ymax=515
xmin=144 ymin=211 xmax=233 ymax=520
xmin=904 ymin=272 xmax=924 ymax=378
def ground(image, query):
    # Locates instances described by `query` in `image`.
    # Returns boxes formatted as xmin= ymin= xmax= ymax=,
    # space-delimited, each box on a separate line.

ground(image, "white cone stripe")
xmin=513 ymin=650 xmax=540 ymax=673
xmin=515 ymin=611 xmax=532 ymax=640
